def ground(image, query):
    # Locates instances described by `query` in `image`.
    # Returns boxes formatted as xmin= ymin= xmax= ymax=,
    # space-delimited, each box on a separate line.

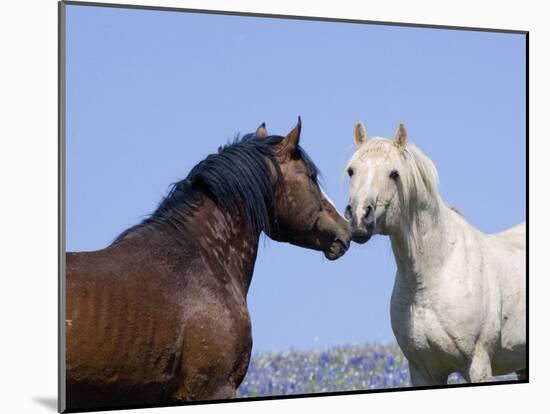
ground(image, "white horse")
xmin=345 ymin=122 xmax=526 ymax=385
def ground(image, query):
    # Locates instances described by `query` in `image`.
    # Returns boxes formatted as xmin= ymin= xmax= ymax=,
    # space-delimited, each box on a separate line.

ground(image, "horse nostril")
xmin=363 ymin=205 xmax=374 ymax=225
xmin=344 ymin=205 xmax=352 ymax=220
xmin=365 ymin=205 xmax=372 ymax=219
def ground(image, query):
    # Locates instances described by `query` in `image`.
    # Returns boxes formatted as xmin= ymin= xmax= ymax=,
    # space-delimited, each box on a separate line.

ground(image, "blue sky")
xmin=65 ymin=5 xmax=526 ymax=352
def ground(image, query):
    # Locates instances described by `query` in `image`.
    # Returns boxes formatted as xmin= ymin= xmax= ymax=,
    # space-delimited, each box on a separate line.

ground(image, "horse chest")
xmin=391 ymin=300 xmax=431 ymax=354
xmin=390 ymin=288 xmax=466 ymax=365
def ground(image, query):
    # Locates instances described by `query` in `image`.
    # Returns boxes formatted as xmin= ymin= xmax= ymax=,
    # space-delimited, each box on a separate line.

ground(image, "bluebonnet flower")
xmin=236 ymin=344 xmax=515 ymax=397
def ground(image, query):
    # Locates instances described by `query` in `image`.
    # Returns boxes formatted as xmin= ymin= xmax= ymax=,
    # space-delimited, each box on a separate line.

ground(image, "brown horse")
xmin=64 ymin=118 xmax=351 ymax=411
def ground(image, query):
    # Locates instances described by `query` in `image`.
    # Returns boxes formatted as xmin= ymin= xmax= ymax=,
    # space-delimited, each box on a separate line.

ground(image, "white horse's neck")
xmin=389 ymin=194 xmax=457 ymax=292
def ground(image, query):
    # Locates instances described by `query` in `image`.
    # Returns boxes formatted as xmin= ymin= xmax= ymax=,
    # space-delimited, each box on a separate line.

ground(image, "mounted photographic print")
xmin=59 ymin=1 xmax=528 ymax=412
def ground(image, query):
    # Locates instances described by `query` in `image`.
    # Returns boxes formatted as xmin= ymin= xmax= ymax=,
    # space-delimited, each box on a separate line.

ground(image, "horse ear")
xmin=393 ymin=123 xmax=407 ymax=148
xmin=354 ymin=122 xmax=368 ymax=148
xmin=284 ymin=116 xmax=302 ymax=152
xmin=256 ymin=122 xmax=268 ymax=138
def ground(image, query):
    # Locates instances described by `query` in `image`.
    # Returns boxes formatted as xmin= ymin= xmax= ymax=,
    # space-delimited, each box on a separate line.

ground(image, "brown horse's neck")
xmin=117 ymin=194 xmax=261 ymax=296
xmin=189 ymin=196 xmax=261 ymax=294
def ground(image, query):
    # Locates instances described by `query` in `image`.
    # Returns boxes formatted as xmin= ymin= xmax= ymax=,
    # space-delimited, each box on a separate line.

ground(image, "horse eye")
xmin=390 ymin=170 xmax=399 ymax=180
xmin=347 ymin=168 xmax=354 ymax=177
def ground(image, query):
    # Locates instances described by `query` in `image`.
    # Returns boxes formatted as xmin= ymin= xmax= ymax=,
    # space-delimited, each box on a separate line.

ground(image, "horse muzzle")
xmin=351 ymin=229 xmax=372 ymax=244
xmin=324 ymin=235 xmax=351 ymax=260
xmin=349 ymin=204 xmax=375 ymax=244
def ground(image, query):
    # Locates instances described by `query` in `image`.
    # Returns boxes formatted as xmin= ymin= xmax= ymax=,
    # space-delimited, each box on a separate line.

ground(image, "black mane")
xmin=114 ymin=132 xmax=320 ymax=243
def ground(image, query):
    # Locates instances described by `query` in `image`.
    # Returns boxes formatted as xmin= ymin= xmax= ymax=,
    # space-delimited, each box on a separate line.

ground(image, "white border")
xmin=1 ymin=0 xmax=546 ymax=413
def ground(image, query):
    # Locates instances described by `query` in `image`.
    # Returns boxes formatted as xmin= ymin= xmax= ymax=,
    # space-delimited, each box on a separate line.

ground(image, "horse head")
xmin=263 ymin=118 xmax=351 ymax=260
xmin=345 ymin=122 xmax=439 ymax=244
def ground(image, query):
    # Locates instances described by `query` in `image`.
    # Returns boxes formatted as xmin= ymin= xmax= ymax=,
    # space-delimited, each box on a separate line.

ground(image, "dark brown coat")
xmin=65 ymin=120 xmax=350 ymax=410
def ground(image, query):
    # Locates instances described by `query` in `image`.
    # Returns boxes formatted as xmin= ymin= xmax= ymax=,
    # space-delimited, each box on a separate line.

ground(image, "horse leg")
xmin=409 ymin=360 xmax=448 ymax=386
xmin=171 ymin=345 xmax=238 ymax=402
xmin=171 ymin=345 xmax=237 ymax=401
xmin=174 ymin=350 xmax=251 ymax=401
xmin=465 ymin=347 xmax=492 ymax=383
xmin=171 ymin=315 xmax=252 ymax=402
xmin=409 ymin=361 xmax=430 ymax=386
xmin=173 ymin=379 xmax=235 ymax=402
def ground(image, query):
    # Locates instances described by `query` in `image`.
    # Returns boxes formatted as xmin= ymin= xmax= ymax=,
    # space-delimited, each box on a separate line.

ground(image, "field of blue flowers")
xmin=237 ymin=344 xmax=516 ymax=397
